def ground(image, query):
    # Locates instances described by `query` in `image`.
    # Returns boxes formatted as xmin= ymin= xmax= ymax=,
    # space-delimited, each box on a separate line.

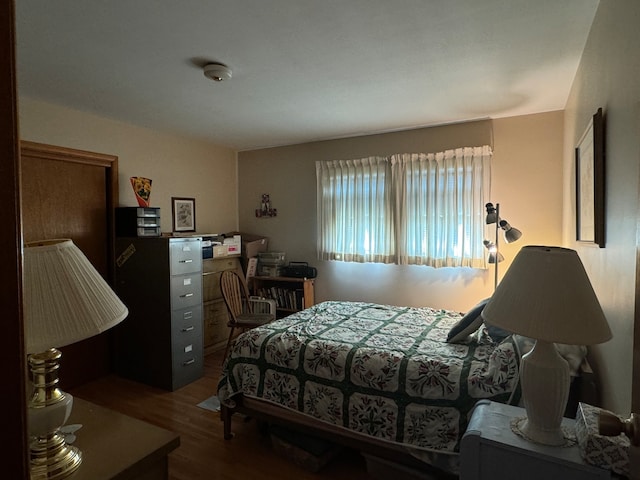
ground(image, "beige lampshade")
xmin=482 ymin=245 xmax=612 ymax=345
xmin=23 ymin=239 xmax=129 ymax=353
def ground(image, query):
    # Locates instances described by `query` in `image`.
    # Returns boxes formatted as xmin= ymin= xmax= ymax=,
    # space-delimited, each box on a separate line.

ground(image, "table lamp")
xmin=23 ymin=239 xmax=129 ymax=479
xmin=482 ymin=245 xmax=612 ymax=446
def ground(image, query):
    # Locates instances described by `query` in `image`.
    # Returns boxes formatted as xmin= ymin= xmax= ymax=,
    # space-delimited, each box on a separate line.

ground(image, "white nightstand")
xmin=459 ymin=400 xmax=610 ymax=480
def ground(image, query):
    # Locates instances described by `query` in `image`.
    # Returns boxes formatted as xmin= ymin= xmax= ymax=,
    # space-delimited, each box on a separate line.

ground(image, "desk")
xmin=67 ymin=397 xmax=180 ymax=480
xmin=459 ymin=400 xmax=609 ymax=480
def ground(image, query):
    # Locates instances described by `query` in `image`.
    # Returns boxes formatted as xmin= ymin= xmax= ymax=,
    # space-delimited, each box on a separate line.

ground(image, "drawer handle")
xmin=182 ymin=325 xmax=194 ymax=332
xmin=179 ymin=259 xmax=193 ymax=264
xmin=183 ymin=359 xmax=195 ymax=366
xmin=180 ymin=293 xmax=194 ymax=298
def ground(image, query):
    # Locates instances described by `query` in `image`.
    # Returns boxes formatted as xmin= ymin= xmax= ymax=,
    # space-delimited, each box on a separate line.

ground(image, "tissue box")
xmin=575 ymin=402 xmax=630 ymax=476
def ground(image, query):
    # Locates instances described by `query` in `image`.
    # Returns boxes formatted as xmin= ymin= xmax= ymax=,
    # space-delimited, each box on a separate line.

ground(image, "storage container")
xmin=258 ymin=251 xmax=286 ymax=265
xmin=116 ymin=207 xmax=161 ymax=237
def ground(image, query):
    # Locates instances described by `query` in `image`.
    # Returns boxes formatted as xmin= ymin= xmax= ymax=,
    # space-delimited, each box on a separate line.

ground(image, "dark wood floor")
xmin=70 ymin=349 xmax=373 ymax=480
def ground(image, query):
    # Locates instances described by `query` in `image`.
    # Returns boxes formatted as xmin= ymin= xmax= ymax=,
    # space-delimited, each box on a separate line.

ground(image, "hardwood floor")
xmin=70 ymin=348 xmax=373 ymax=480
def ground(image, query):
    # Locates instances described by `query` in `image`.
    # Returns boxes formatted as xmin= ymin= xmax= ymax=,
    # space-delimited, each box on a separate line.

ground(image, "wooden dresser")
xmin=201 ymin=255 xmax=243 ymax=354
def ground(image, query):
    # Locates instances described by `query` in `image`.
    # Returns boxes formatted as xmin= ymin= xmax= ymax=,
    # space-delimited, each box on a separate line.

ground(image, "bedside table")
xmin=66 ymin=397 xmax=180 ymax=479
xmin=459 ymin=400 xmax=610 ymax=480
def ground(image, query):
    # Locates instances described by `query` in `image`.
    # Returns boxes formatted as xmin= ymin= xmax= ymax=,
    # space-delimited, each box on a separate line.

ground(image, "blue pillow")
xmin=447 ymin=298 xmax=490 ymax=343
xmin=485 ymin=323 xmax=511 ymax=342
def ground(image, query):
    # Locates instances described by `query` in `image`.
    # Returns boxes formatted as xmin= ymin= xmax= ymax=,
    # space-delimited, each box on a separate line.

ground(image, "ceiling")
xmin=15 ymin=1 xmax=599 ymax=151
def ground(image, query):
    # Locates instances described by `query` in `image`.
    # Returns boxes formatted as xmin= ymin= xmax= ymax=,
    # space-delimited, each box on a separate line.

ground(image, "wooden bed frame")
xmin=220 ymin=358 xmax=597 ymax=479
xmin=221 ymin=394 xmax=459 ymax=479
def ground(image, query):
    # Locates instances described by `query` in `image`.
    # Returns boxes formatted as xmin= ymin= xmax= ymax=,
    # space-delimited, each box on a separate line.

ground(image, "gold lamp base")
xmin=28 ymin=349 xmax=83 ymax=479
xmin=30 ymin=432 xmax=82 ymax=480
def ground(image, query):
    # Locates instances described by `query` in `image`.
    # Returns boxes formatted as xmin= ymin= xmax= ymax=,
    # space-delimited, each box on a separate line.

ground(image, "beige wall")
xmin=238 ymin=111 xmax=563 ymax=312
xmin=562 ymin=0 xmax=640 ymax=415
xmin=18 ymin=97 xmax=238 ymax=235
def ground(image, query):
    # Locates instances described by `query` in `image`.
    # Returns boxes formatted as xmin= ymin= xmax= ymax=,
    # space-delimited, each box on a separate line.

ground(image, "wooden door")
xmin=20 ymin=141 xmax=119 ymax=389
xmin=633 ymin=218 xmax=640 ymax=476
xmin=631 ymin=105 xmax=640 ymax=477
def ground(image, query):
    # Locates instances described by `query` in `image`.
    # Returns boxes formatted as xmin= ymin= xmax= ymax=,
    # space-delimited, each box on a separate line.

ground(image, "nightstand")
xmin=66 ymin=397 xmax=180 ymax=479
xmin=459 ymin=400 xmax=610 ymax=480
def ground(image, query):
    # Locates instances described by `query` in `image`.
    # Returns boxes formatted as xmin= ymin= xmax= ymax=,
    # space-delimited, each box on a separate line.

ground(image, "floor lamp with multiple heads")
xmin=483 ymin=202 xmax=522 ymax=290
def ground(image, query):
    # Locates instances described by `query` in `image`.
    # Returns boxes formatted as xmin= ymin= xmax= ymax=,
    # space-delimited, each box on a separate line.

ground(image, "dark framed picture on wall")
xmin=172 ymin=197 xmax=196 ymax=232
xmin=575 ymin=107 xmax=605 ymax=248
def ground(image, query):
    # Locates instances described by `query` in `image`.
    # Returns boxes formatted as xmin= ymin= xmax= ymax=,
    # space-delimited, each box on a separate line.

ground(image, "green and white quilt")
xmin=218 ymin=301 xmax=521 ymax=459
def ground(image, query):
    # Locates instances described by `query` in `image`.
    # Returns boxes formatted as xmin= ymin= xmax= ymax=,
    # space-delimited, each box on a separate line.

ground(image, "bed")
xmin=217 ymin=300 xmax=532 ymax=475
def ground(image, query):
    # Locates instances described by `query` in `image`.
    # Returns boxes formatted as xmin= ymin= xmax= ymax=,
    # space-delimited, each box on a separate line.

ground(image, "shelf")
xmin=252 ymin=275 xmax=314 ymax=282
xmin=250 ymin=276 xmax=315 ymax=316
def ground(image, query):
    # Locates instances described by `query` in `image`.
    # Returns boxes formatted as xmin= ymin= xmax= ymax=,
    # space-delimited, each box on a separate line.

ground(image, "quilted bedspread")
xmin=217 ymin=301 xmax=521 ymax=461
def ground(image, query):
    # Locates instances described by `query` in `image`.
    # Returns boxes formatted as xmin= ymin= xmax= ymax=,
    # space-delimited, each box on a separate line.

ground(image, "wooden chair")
xmin=220 ymin=270 xmax=275 ymax=360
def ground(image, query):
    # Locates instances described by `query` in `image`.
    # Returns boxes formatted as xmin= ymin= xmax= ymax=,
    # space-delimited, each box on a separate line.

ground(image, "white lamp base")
xmin=519 ymin=340 xmax=570 ymax=446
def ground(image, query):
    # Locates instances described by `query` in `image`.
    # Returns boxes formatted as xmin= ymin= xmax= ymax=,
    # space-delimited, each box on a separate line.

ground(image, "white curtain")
xmin=316 ymin=157 xmax=395 ymax=263
xmin=391 ymin=146 xmax=491 ymax=267
xmin=317 ymin=146 xmax=491 ymax=267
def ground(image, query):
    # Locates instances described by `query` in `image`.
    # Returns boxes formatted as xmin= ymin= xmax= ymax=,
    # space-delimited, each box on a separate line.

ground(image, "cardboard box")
xmin=243 ymin=235 xmax=269 ymax=259
xmin=270 ymin=425 xmax=342 ymax=473
xmin=226 ymin=232 xmax=269 ymax=270
xmin=223 ymin=234 xmax=241 ymax=255
xmin=212 ymin=245 xmax=228 ymax=257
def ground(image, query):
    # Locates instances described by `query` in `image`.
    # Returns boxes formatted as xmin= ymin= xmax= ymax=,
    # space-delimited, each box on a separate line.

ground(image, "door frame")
xmin=2 ymin=0 xmax=29 ymax=477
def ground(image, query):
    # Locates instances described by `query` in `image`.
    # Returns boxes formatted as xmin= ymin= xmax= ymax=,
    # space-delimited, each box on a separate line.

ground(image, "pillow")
xmin=514 ymin=335 xmax=588 ymax=376
xmin=485 ymin=323 xmax=511 ymax=343
xmin=447 ymin=298 xmax=490 ymax=343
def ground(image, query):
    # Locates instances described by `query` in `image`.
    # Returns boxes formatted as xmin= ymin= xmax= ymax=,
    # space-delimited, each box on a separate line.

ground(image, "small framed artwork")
xmin=171 ymin=197 xmax=196 ymax=233
xmin=575 ymin=107 xmax=605 ymax=247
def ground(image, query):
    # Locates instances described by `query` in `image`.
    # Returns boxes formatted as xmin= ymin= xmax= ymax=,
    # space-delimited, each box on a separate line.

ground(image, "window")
xmin=316 ymin=146 xmax=491 ymax=268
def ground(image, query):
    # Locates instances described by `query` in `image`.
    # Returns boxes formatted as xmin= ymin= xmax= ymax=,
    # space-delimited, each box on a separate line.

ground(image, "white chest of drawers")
xmin=460 ymin=400 xmax=610 ymax=480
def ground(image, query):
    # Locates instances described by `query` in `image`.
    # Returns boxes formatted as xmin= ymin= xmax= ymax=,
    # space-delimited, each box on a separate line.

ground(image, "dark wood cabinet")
xmin=114 ymin=237 xmax=203 ymax=390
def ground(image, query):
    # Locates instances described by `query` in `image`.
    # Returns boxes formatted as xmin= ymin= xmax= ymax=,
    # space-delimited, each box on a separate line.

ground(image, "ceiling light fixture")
xmin=203 ymin=63 xmax=232 ymax=82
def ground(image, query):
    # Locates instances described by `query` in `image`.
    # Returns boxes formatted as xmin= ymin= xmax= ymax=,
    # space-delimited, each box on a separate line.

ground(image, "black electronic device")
xmin=280 ymin=262 xmax=317 ymax=279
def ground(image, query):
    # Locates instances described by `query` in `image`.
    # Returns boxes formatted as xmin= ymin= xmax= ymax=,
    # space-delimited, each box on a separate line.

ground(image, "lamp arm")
xmin=494 ymin=203 xmax=500 ymax=290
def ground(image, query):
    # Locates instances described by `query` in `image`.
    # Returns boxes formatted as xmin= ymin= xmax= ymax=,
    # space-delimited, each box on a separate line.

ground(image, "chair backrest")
xmin=220 ymin=270 xmax=252 ymax=324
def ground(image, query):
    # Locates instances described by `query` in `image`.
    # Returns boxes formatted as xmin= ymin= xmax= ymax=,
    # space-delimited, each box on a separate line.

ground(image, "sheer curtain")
xmin=392 ymin=146 xmax=491 ymax=267
xmin=316 ymin=157 xmax=395 ymax=263
xmin=317 ymin=146 xmax=491 ymax=267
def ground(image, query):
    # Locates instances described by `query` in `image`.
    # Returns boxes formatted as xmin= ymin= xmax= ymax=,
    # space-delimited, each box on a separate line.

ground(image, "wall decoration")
xmin=130 ymin=176 xmax=152 ymax=207
xmin=575 ymin=107 xmax=605 ymax=247
xmin=172 ymin=197 xmax=196 ymax=232
xmin=256 ymin=193 xmax=277 ymax=218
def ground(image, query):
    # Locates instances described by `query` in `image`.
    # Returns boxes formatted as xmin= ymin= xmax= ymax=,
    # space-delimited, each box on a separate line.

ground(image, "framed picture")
xmin=575 ymin=107 xmax=605 ymax=247
xmin=171 ymin=197 xmax=196 ymax=232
